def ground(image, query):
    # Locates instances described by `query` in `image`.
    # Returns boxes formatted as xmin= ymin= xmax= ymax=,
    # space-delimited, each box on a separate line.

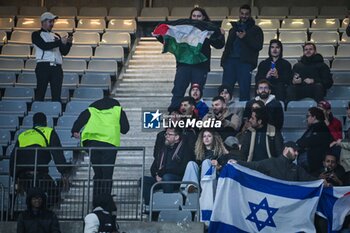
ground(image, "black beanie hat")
xmin=189 ymin=83 xmax=203 ymax=99
xmin=218 ymin=84 xmax=233 ymax=99
xmin=33 ymin=112 xmax=47 ymax=126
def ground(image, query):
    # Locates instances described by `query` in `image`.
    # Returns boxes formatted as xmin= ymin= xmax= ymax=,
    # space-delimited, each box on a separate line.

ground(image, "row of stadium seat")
xmin=0 ymin=6 xmax=349 ymax=20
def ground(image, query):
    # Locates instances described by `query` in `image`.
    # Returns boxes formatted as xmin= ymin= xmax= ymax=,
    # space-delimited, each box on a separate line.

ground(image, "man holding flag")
xmin=153 ymin=7 xmax=225 ymax=112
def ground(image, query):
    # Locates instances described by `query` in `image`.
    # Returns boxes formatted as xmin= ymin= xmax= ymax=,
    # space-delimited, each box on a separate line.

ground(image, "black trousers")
xmin=35 ymin=62 xmax=63 ymax=102
xmin=286 ymin=83 xmax=325 ymax=103
xmin=84 ymin=141 xmax=117 ymax=201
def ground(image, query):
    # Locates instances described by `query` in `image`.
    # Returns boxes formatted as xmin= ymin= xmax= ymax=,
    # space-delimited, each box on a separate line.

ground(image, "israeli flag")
xmin=209 ymin=163 xmax=324 ymax=233
xmin=317 ymin=186 xmax=350 ymax=232
xmin=199 ymin=165 xmax=217 ymax=225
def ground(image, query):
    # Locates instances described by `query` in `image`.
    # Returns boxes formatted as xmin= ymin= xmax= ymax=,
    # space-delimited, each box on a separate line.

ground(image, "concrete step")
xmin=125 ymin=68 xmax=175 ymax=73
xmin=122 ymin=72 xmax=175 ymax=78
xmin=119 ymin=78 xmax=173 ymax=83
xmin=129 ymin=59 xmax=175 ymax=64
xmin=132 ymin=54 xmax=173 ymax=59
xmin=115 ymin=86 xmax=173 ymax=92
xmin=115 ymin=93 xmax=172 ymax=97
xmin=128 ymin=64 xmax=175 ymax=69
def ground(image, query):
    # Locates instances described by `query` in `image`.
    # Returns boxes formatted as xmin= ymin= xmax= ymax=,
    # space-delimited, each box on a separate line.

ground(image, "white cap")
xmin=40 ymin=12 xmax=58 ymax=22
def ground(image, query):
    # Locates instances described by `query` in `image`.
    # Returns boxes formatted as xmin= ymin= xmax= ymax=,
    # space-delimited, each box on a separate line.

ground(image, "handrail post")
xmin=10 ymin=148 xmax=18 ymax=219
xmin=86 ymin=148 xmax=92 ymax=214
xmin=33 ymin=148 xmax=38 ymax=187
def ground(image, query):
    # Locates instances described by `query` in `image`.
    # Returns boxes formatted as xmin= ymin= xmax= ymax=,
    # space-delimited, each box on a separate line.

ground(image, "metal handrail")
xmin=10 ymin=146 xmax=146 ymax=220
xmin=0 ymin=183 xmax=4 ymax=221
xmin=148 ymin=181 xmax=200 ymax=222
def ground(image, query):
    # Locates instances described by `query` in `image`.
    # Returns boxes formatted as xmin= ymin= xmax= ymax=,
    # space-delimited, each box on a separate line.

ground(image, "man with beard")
xmin=255 ymin=39 xmax=292 ymax=101
xmin=243 ymin=79 xmax=284 ymax=130
xmin=286 ymin=42 xmax=333 ymax=103
xmin=203 ymin=96 xmax=241 ymax=140
xmin=188 ymin=83 xmax=209 ymax=120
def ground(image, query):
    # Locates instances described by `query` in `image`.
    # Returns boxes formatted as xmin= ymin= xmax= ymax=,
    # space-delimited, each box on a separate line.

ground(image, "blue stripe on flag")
xmin=201 ymin=210 xmax=212 ymax=221
xmin=209 ymin=221 xmax=249 ymax=233
xmin=220 ymin=164 xmax=322 ymax=199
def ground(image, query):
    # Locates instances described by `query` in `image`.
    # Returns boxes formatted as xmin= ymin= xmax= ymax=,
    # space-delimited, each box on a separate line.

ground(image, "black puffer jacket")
xmin=292 ymin=54 xmax=333 ymax=89
xmin=221 ymin=18 xmax=263 ymax=69
xmin=17 ymin=188 xmax=61 ymax=233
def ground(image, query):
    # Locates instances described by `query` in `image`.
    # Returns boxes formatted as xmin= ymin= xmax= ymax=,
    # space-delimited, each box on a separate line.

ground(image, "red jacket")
xmin=328 ymin=116 xmax=343 ymax=141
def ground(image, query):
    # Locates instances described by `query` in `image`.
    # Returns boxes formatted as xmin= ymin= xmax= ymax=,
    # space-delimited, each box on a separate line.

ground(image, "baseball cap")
xmin=318 ymin=100 xmax=331 ymax=110
xmin=284 ymin=141 xmax=300 ymax=151
xmin=40 ymin=12 xmax=58 ymax=22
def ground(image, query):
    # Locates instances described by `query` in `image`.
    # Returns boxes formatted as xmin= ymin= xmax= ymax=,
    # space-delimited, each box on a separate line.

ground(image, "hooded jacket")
xmin=255 ymin=40 xmax=292 ymax=86
xmin=243 ymin=94 xmax=284 ymax=130
xmin=292 ymin=54 xmax=333 ymax=89
xmin=17 ymin=188 xmax=61 ymax=233
xmin=221 ymin=18 xmax=263 ymax=68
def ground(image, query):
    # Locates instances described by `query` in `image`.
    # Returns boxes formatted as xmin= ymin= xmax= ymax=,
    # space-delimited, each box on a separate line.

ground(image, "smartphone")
xmin=271 ymin=61 xmax=275 ymax=69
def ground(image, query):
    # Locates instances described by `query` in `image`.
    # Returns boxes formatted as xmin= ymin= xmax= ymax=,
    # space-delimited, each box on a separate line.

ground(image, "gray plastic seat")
xmin=279 ymin=31 xmax=307 ymax=44
xmin=107 ymin=7 xmax=138 ymax=20
xmin=80 ymin=74 xmax=111 ymax=90
xmin=64 ymin=100 xmax=92 ymax=116
xmin=0 ymin=6 xmax=18 ymax=18
xmin=62 ymin=59 xmax=86 ymax=73
xmin=72 ymin=87 xmax=104 ymax=101
xmin=152 ymin=192 xmax=183 ymax=211
xmin=327 ymin=100 xmax=348 ymax=115
xmin=56 ymin=115 xmax=77 ymax=129
xmin=0 ymin=100 xmax=27 ymax=116
xmin=327 ymin=86 xmax=350 ymax=100
xmin=55 ymin=129 xmax=79 ymax=147
xmin=168 ymin=7 xmax=193 ymax=21
xmin=62 ymin=73 xmax=79 ymax=88
xmin=72 ymin=31 xmax=100 ymax=47
xmin=263 ymin=31 xmax=277 ymax=44
xmin=0 ymin=72 xmax=16 ymax=87
xmin=15 ymin=73 xmax=36 ymax=87
xmin=5 ymin=143 xmax=15 ymax=156
xmin=280 ymin=19 xmax=309 ymax=31
xmin=106 ymin=19 xmax=136 ymax=34
xmin=0 ymin=58 xmax=24 ymax=73
xmin=340 ymin=18 xmax=349 ymax=33
xmin=0 ymin=30 xmax=7 ymax=44
xmin=182 ymin=193 xmax=199 ymax=211
xmin=64 ymin=45 xmax=92 ymax=60
xmin=230 ymin=6 xmax=259 ymax=18
xmin=289 ymin=6 xmax=318 ymax=19
xmin=15 ymin=17 xmax=41 ymax=31
xmin=340 ymin=33 xmax=350 ymax=44
xmin=138 ymin=7 xmax=169 ymax=22
xmin=335 ymin=44 xmax=350 ymax=58
xmin=316 ymin=45 xmax=335 ymax=60
xmin=0 ymin=115 xmax=19 ymax=130
xmin=22 ymin=115 xmax=54 ymax=128
xmin=76 ymin=19 xmax=106 ymax=33
xmin=86 ymin=60 xmax=118 ymax=75
xmin=310 ymin=19 xmax=340 ymax=31
xmin=286 ymin=100 xmax=317 ymax=113
xmin=0 ymin=129 xmax=11 ymax=146
xmin=3 ymin=87 xmax=34 ymax=102
xmin=204 ymin=7 xmax=229 ymax=21
xmin=319 ymin=6 xmax=348 ymax=18
xmin=52 ymin=18 xmax=75 ymax=32
xmin=0 ymin=44 xmax=31 ymax=59
xmin=50 ymin=6 xmax=77 ymax=19
xmin=7 ymin=30 xmax=32 ymax=45
xmin=30 ymin=101 xmax=62 ymax=117
xmin=0 ymin=17 xmax=15 ymax=32
xmin=158 ymin=210 xmax=192 ymax=223
xmin=259 ymin=6 xmax=289 ymax=19
xmin=78 ymin=7 xmax=107 ymax=19
xmin=283 ymin=45 xmax=303 ymax=59
xmin=331 ymin=59 xmax=350 ymax=72
xmin=19 ymin=6 xmax=47 ymax=17
xmin=92 ymin=46 xmax=124 ymax=62
xmin=332 ymin=73 xmax=350 ymax=85
xmin=100 ymin=32 xmax=131 ymax=48
xmin=255 ymin=19 xmax=280 ymax=31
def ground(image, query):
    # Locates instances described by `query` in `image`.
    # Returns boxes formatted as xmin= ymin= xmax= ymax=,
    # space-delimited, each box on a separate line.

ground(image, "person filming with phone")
xmin=32 ymin=12 xmax=72 ymax=102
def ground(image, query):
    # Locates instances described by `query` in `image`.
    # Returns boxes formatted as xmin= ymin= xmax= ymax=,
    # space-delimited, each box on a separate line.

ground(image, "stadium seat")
xmin=289 ymin=6 xmax=318 ymax=19
xmin=50 ymin=6 xmax=77 ymax=19
xmin=18 ymin=6 xmax=47 ymax=17
xmin=7 ymin=31 xmax=32 ymax=44
xmin=78 ymin=7 xmax=108 ymax=19
xmin=286 ymin=100 xmax=316 ymax=113
xmin=204 ymin=7 xmax=229 ymax=21
xmin=22 ymin=59 xmax=36 ymax=73
xmin=72 ymin=31 xmax=100 ymax=47
xmin=0 ymin=30 xmax=7 ymax=44
xmin=107 ymin=7 xmax=138 ymax=20
xmin=340 ymin=18 xmax=349 ymax=33
xmin=72 ymin=87 xmax=104 ymax=101
xmin=56 ymin=115 xmax=77 ymax=129
xmin=86 ymin=60 xmax=118 ymax=75
xmin=3 ymin=87 xmax=34 ymax=102
xmin=92 ymin=45 xmax=124 ymax=62
xmin=310 ymin=18 xmax=340 ymax=31
xmin=279 ymin=31 xmax=307 ymax=44
xmin=332 ymin=73 xmax=350 ymax=85
xmin=62 ymin=73 xmax=79 ymax=88
xmin=221 ymin=18 xmax=237 ymax=31
xmin=106 ymin=19 xmax=136 ymax=34
xmin=138 ymin=7 xmax=169 ymax=22
xmin=15 ymin=73 xmax=36 ymax=87
xmin=5 ymin=143 xmax=14 ymax=156
xmin=282 ymin=45 xmax=303 ymax=59
xmin=0 ymin=115 xmax=19 ymax=130
xmin=15 ymin=18 xmax=41 ymax=31
xmin=62 ymin=59 xmax=86 ymax=73
xmin=0 ymin=17 xmax=14 ymax=32
xmin=331 ymin=59 xmax=350 ymax=72
xmin=0 ymin=72 xmax=15 ymax=87
xmin=0 ymin=129 xmax=10 ymax=147
xmin=76 ymin=19 xmax=106 ymax=33
xmin=158 ymin=210 xmax=192 ymax=223
xmin=335 ymin=44 xmax=350 ymax=58
xmin=310 ymin=31 xmax=339 ymax=45
xmin=168 ymin=7 xmax=193 ymax=21
xmin=0 ymin=58 xmax=24 ymax=73
xmin=280 ymin=19 xmax=309 ymax=31
xmin=0 ymin=6 xmax=18 ymax=18
xmin=229 ymin=6 xmax=259 ymax=18
xmin=283 ymin=115 xmax=307 ymax=129
xmin=255 ymin=19 xmax=280 ymax=31
xmin=64 ymin=100 xmax=92 ymax=115
xmin=64 ymin=45 xmax=92 ymax=60
xmin=206 ymin=72 xmax=222 ymax=85
xmin=44 ymin=87 xmax=70 ymax=102
xmin=327 ymin=100 xmax=348 ymax=115
xmin=327 ymin=86 xmax=350 ymax=100
xmin=55 ymin=129 xmax=79 ymax=147
xmin=319 ymin=6 xmax=348 ymax=18
xmin=30 ymin=101 xmax=62 ymax=117
xmin=263 ymin=31 xmax=277 ymax=44
xmin=22 ymin=115 xmax=54 ymax=128
xmin=340 ymin=33 xmax=350 ymax=44
xmin=80 ymin=74 xmax=111 ymax=90
xmin=0 ymin=100 xmax=27 ymax=116
xmin=182 ymin=193 xmax=199 ymax=211
xmin=259 ymin=6 xmax=289 ymax=19
xmin=152 ymin=192 xmax=183 ymax=211
xmin=0 ymin=44 xmax=31 ymax=59
xmin=316 ymin=45 xmax=335 ymax=60
xmin=52 ymin=18 xmax=75 ymax=32
xmin=100 ymin=32 xmax=131 ymax=48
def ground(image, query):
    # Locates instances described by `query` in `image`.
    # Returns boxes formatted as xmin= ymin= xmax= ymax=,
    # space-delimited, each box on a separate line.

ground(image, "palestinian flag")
xmin=153 ymin=19 xmax=220 ymax=65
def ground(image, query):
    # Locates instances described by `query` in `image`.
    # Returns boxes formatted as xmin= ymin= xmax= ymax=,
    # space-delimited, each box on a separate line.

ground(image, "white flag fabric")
xmin=209 ymin=163 xmax=324 ymax=233
xmin=199 ymin=165 xmax=216 ymax=225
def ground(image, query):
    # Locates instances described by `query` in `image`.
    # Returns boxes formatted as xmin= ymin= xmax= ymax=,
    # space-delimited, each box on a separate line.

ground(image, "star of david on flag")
xmin=246 ymin=197 xmax=278 ymax=231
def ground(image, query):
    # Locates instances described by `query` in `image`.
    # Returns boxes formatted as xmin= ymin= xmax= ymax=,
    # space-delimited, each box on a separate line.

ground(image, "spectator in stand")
xmin=142 ymin=127 xmax=194 ymax=205
xmin=317 ymin=100 xmax=342 ymax=141
xmin=189 ymin=83 xmax=209 ymax=119
xmin=32 ymin=12 xmax=72 ymax=102
xmin=221 ymin=4 xmax=263 ymax=101
xmin=318 ymin=153 xmax=346 ymax=186
xmin=182 ymin=129 xmax=228 ymax=193
xmin=203 ymin=96 xmax=241 ymax=140
xmin=255 ymin=39 xmax=292 ymax=101
xmin=286 ymin=42 xmax=333 ymax=103
xmin=332 ymin=137 xmax=350 ymax=175
xmin=17 ymin=188 xmax=61 ymax=233
xmin=218 ymin=84 xmax=243 ymax=120
xmin=243 ymin=79 xmax=284 ymax=130
xmin=179 ymin=96 xmax=198 ymax=120
xmin=164 ymin=7 xmax=225 ymax=112
xmin=296 ymin=107 xmax=333 ymax=174
xmin=345 ymin=101 xmax=350 ymax=139
xmin=239 ymin=108 xmax=284 ymax=161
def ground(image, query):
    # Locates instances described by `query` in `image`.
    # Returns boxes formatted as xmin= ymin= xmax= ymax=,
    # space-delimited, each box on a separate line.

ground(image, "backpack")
xmin=93 ymin=210 xmax=119 ymax=233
